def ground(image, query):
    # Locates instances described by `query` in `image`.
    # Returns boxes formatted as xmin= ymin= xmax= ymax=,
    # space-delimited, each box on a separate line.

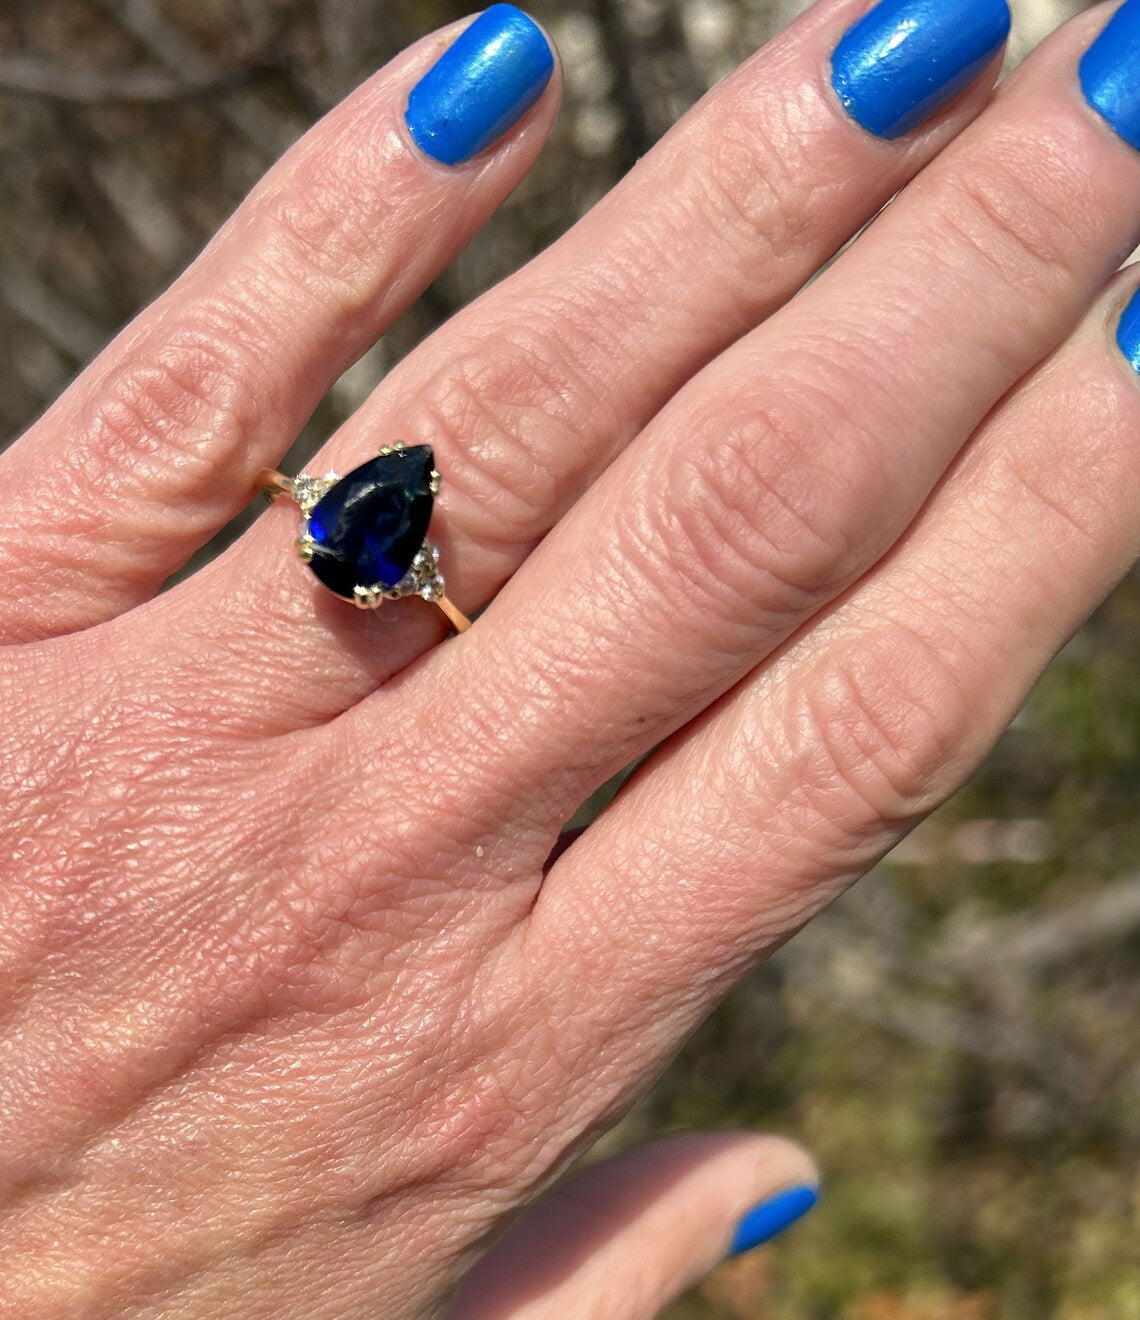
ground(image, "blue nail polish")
xmin=1117 ymin=286 xmax=1140 ymax=374
xmin=405 ymin=5 xmax=554 ymax=166
xmin=1080 ymin=0 xmax=1140 ymax=151
xmin=831 ymin=0 xmax=1011 ymax=140
xmin=728 ymin=1185 xmax=818 ymax=1257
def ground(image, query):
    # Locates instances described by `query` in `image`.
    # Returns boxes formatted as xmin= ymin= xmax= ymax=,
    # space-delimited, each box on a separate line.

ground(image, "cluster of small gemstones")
xmin=401 ymin=543 xmax=447 ymax=602
xmin=351 ymin=544 xmax=446 ymax=610
xmin=291 ymin=473 xmax=337 ymax=514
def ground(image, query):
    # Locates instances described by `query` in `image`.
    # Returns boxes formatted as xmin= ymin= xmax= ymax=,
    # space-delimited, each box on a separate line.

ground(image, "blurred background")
xmin=1 ymin=0 xmax=1137 ymax=1315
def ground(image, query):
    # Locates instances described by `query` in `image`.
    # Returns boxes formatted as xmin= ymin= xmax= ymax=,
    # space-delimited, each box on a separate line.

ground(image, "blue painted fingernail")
xmin=831 ymin=0 xmax=1011 ymax=140
xmin=1116 ymin=286 xmax=1140 ymax=374
xmin=1080 ymin=0 xmax=1140 ymax=151
xmin=405 ymin=5 xmax=554 ymax=166
xmin=727 ymin=1185 xmax=818 ymax=1257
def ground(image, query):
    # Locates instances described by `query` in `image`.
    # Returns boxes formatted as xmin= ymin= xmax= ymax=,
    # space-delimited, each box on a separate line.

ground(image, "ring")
xmin=258 ymin=443 xmax=472 ymax=633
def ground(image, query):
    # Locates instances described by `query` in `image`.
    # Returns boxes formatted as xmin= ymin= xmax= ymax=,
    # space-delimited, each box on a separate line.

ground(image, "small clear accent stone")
xmin=293 ymin=475 xmax=334 ymax=514
xmin=420 ymin=574 xmax=446 ymax=602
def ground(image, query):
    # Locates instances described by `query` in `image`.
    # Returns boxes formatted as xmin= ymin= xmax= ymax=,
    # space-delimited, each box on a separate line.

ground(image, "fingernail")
xmin=830 ymin=0 xmax=1011 ymax=140
xmin=727 ymin=1185 xmax=818 ymax=1257
xmin=1116 ymin=286 xmax=1140 ymax=374
xmin=1080 ymin=0 xmax=1140 ymax=151
xmin=405 ymin=5 xmax=555 ymax=166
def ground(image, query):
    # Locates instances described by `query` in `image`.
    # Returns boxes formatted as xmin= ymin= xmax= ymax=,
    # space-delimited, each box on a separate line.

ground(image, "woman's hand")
xmin=3 ymin=0 xmax=1140 ymax=1314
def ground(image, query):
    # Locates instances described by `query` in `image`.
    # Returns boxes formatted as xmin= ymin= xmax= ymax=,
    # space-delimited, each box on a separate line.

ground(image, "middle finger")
xmin=378 ymin=2 xmax=1140 ymax=835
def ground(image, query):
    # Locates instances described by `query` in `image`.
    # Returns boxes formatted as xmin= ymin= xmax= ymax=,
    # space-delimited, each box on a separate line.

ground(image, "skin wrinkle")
xmin=0 ymin=966 xmax=480 ymax=1314
xmin=3 ymin=3 xmax=1140 ymax=1316
xmin=5 ymin=1150 xmax=440 ymax=1317
xmin=412 ymin=310 xmax=938 ymax=819
xmin=524 ymin=311 xmax=1140 ymax=1198
xmin=1 ymin=738 xmax=296 ymax=1187
xmin=131 ymin=0 xmax=1008 ymax=734
xmin=80 ymin=969 xmax=522 ymax=1316
xmin=944 ymin=124 xmax=1097 ymax=290
xmin=0 ymin=19 xmax=559 ymax=646
xmin=545 ymin=568 xmax=1094 ymax=1119
xmin=413 ymin=57 xmax=1140 ymax=846
xmin=0 ymin=652 xmax=545 ymax=1256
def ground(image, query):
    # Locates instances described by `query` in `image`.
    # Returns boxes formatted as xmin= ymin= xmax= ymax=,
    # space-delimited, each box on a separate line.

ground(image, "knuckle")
xmin=422 ymin=998 xmax=619 ymax=1203
xmin=690 ymin=113 xmax=793 ymax=267
xmin=801 ymin=624 xmax=971 ymax=829
xmin=648 ymin=384 xmax=865 ymax=619
xmin=940 ymin=143 xmax=1083 ymax=294
xmin=253 ymin=109 xmax=407 ymax=306
xmin=406 ymin=335 xmax=583 ymax=547
xmin=683 ymin=75 xmax=826 ymax=295
xmin=80 ymin=309 xmax=271 ymax=509
xmin=258 ymin=187 xmax=386 ymax=309
xmin=997 ymin=446 xmax=1103 ymax=548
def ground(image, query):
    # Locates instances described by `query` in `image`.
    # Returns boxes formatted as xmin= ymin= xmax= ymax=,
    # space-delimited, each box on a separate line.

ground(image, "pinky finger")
xmin=448 ymin=1132 xmax=818 ymax=1320
xmin=522 ymin=266 xmax=1140 ymax=1092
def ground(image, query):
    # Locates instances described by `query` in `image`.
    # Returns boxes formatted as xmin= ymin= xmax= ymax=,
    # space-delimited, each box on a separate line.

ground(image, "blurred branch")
xmin=811 ymin=865 xmax=1140 ymax=981
xmin=87 ymin=151 xmax=190 ymax=267
xmin=781 ymin=864 xmax=1140 ymax=1117
xmin=0 ymin=266 xmax=107 ymax=362
xmin=91 ymin=0 xmax=294 ymax=156
xmin=941 ymin=871 xmax=1140 ymax=974
xmin=588 ymin=0 xmax=653 ymax=169
xmin=821 ymin=975 xmax=1087 ymax=1090
xmin=0 ymin=52 xmax=248 ymax=103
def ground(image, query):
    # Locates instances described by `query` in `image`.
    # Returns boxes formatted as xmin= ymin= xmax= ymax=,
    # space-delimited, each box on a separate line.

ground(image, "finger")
xmin=386 ymin=1 xmax=1140 ymax=830
xmin=522 ymin=267 xmax=1140 ymax=1127
xmin=152 ymin=0 xmax=1009 ymax=731
xmin=449 ymin=1133 xmax=818 ymax=1320
xmin=0 ymin=6 xmax=559 ymax=643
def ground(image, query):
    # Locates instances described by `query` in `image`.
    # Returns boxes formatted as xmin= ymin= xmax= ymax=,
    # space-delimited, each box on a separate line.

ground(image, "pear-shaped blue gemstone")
xmin=306 ymin=446 xmax=435 ymax=599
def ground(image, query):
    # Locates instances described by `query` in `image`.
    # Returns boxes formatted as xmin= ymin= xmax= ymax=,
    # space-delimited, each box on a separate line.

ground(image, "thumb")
xmin=449 ymin=1132 xmax=819 ymax=1320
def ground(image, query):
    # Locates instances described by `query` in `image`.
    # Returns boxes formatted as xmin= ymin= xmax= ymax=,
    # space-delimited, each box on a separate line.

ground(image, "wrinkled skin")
xmin=1 ymin=1 xmax=1139 ymax=1316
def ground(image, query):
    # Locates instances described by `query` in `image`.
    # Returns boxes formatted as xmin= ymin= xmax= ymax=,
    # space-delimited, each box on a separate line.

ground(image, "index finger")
xmin=0 ymin=6 xmax=559 ymax=643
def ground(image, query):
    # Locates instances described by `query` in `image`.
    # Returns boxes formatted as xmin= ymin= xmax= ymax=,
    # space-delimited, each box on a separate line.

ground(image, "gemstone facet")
xmin=304 ymin=446 xmax=436 ymax=600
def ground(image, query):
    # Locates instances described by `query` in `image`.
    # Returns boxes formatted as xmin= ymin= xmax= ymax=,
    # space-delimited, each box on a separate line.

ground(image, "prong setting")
xmin=262 ymin=444 xmax=470 ymax=631
xmin=353 ymin=585 xmax=385 ymax=610
xmin=291 ymin=473 xmax=338 ymax=515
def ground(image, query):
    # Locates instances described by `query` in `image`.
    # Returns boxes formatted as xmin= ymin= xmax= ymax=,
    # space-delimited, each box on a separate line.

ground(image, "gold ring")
xmin=259 ymin=443 xmax=471 ymax=633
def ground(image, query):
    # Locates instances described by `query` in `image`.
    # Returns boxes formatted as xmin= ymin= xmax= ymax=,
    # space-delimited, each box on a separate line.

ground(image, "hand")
xmin=3 ymin=0 xmax=1139 ymax=1315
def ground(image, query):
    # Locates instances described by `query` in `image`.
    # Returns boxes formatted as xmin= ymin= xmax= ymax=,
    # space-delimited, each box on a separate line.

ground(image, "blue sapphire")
xmin=306 ymin=446 xmax=436 ymax=600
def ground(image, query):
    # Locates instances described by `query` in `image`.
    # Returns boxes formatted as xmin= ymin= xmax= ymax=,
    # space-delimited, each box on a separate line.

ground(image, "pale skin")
xmin=2 ymin=0 xmax=1139 ymax=1314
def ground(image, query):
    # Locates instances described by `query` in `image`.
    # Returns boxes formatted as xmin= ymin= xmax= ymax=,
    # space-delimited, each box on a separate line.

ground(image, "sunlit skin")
xmin=0 ymin=1 xmax=1138 ymax=1316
